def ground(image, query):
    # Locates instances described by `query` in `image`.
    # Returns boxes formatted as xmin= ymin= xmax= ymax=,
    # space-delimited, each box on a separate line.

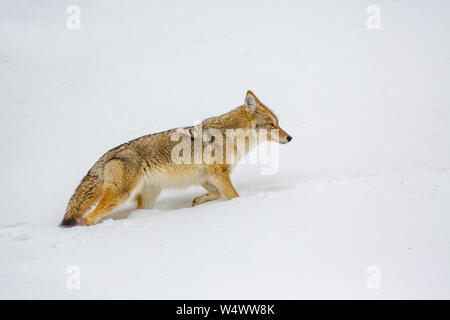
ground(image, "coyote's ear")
xmin=245 ymin=90 xmax=259 ymax=114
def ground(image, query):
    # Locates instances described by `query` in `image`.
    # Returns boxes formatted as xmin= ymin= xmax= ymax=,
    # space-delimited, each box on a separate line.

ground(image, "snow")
xmin=1 ymin=0 xmax=449 ymax=299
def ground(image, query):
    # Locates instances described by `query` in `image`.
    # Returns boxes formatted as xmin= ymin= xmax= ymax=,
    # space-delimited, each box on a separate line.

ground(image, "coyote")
xmin=61 ymin=91 xmax=292 ymax=227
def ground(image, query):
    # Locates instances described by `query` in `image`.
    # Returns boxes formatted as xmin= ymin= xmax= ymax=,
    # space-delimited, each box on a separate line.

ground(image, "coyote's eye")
xmin=269 ymin=123 xmax=276 ymax=128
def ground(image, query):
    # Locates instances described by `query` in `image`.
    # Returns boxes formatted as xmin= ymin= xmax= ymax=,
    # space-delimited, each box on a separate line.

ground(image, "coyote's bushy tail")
xmin=60 ymin=174 xmax=102 ymax=227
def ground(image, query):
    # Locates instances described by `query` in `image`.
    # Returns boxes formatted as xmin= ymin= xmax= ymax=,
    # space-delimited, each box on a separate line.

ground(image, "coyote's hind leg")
xmin=84 ymin=159 xmax=138 ymax=226
xmin=134 ymin=184 xmax=161 ymax=210
xmin=84 ymin=187 xmax=130 ymax=226
xmin=134 ymin=194 xmax=143 ymax=209
xmin=139 ymin=184 xmax=161 ymax=209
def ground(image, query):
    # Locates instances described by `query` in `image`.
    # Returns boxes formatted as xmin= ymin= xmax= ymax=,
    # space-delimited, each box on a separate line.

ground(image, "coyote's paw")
xmin=84 ymin=216 xmax=96 ymax=226
xmin=192 ymin=192 xmax=221 ymax=206
xmin=192 ymin=196 xmax=206 ymax=206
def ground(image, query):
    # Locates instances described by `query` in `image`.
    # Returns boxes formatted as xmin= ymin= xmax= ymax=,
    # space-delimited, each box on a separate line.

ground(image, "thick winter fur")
xmin=61 ymin=91 xmax=292 ymax=227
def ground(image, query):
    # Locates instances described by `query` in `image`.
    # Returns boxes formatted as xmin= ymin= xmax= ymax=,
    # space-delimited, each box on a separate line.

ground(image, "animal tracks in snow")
xmin=0 ymin=223 xmax=30 ymax=242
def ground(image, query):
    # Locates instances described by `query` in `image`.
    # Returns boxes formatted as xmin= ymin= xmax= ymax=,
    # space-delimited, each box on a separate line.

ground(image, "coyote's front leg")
xmin=208 ymin=165 xmax=239 ymax=199
xmin=192 ymin=165 xmax=239 ymax=206
xmin=192 ymin=182 xmax=221 ymax=206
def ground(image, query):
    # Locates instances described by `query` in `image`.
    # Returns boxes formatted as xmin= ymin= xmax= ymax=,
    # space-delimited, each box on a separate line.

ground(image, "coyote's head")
xmin=244 ymin=90 xmax=292 ymax=144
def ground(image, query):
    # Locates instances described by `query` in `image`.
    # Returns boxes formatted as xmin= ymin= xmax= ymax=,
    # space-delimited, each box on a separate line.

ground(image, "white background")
xmin=0 ymin=0 xmax=449 ymax=298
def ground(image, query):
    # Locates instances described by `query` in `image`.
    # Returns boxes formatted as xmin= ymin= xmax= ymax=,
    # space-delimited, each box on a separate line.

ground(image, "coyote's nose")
xmin=287 ymin=136 xmax=293 ymax=142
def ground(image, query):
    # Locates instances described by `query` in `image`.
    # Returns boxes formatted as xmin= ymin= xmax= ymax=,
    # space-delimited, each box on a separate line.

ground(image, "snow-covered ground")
xmin=1 ymin=0 xmax=449 ymax=299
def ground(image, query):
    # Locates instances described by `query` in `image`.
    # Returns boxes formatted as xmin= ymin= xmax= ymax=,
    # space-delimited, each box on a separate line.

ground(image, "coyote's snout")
xmin=61 ymin=91 xmax=292 ymax=227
